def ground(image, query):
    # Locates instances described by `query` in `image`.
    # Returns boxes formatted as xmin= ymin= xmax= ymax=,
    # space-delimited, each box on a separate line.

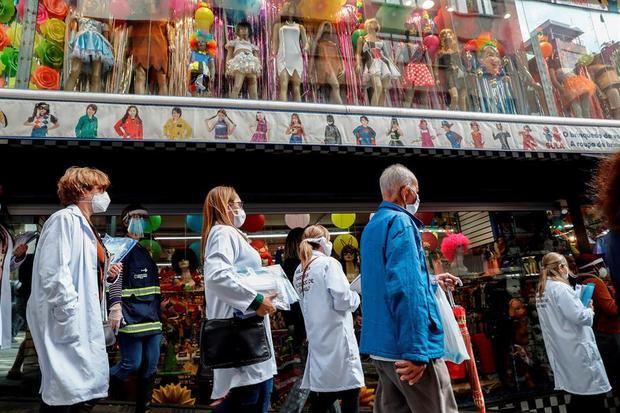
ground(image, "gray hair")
xmin=379 ymin=164 xmax=417 ymax=198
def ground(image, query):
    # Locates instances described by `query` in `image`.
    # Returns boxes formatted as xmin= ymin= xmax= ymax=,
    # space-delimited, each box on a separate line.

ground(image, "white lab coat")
xmin=204 ymin=224 xmax=277 ymax=399
xmin=0 ymin=225 xmax=19 ymax=350
xmin=27 ymin=205 xmax=109 ymax=405
xmin=536 ymin=279 xmax=611 ymax=395
xmin=294 ymin=251 xmax=364 ymax=392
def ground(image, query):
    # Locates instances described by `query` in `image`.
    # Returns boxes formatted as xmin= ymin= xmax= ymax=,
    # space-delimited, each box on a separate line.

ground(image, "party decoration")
xmin=110 ymin=0 xmax=130 ymax=20
xmin=7 ymin=22 xmax=22 ymax=47
xmin=189 ymin=241 xmax=202 ymax=261
xmin=152 ymin=383 xmax=196 ymax=405
xmin=35 ymin=39 xmax=64 ymax=69
xmin=31 ymin=65 xmax=60 ymax=89
xmin=376 ymin=4 xmax=411 ymax=32
xmin=186 ymin=214 xmax=203 ymax=233
xmin=299 ymin=0 xmax=343 ymax=22
xmin=36 ymin=3 xmax=49 ymax=25
xmin=1 ymin=46 xmax=18 ymax=76
xmin=421 ymin=232 xmax=438 ymax=251
xmin=537 ymin=32 xmax=553 ymax=59
xmin=285 ymin=214 xmax=310 ymax=229
xmin=189 ymin=30 xmax=216 ymax=56
xmin=241 ymin=214 xmax=265 ymax=233
xmin=415 ymin=211 xmax=434 ymax=225
xmin=0 ymin=25 xmax=9 ymax=50
xmin=355 ymin=0 xmax=364 ymax=26
xmin=42 ymin=0 xmax=69 ymax=19
xmin=440 ymin=233 xmax=470 ymax=263
xmin=333 ymin=234 xmax=359 ymax=257
xmin=423 ymin=34 xmax=440 ymax=57
xmin=140 ymin=239 xmax=162 ymax=261
xmin=0 ymin=0 xmax=14 ymax=24
xmin=39 ymin=18 xmax=65 ymax=45
xmin=351 ymin=29 xmax=366 ymax=49
xmin=331 ymin=213 xmax=356 ymax=229
xmin=143 ymin=215 xmax=162 ymax=233
xmin=194 ymin=2 xmax=214 ymax=31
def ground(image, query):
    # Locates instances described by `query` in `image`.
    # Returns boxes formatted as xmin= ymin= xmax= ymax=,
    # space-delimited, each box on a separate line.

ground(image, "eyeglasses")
xmin=229 ymin=201 xmax=244 ymax=209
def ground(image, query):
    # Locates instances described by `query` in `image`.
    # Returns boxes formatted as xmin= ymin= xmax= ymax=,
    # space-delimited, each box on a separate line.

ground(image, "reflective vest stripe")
xmin=118 ymin=321 xmax=162 ymax=334
xmin=121 ymin=286 xmax=161 ymax=297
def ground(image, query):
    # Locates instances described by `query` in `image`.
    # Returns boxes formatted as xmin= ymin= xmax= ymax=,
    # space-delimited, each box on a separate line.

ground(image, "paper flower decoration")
xmin=7 ymin=22 xmax=22 ymax=47
xmin=42 ymin=0 xmax=69 ymax=19
xmin=0 ymin=0 xmax=15 ymax=24
xmin=0 ymin=25 xmax=9 ymax=50
xmin=576 ymin=53 xmax=594 ymax=67
xmin=1 ymin=46 xmax=18 ymax=76
xmin=36 ymin=4 xmax=49 ymax=25
xmin=152 ymin=383 xmax=195 ymax=405
xmin=40 ymin=18 xmax=65 ymax=45
xmin=189 ymin=30 xmax=217 ymax=56
xmin=31 ymin=65 xmax=60 ymax=89
xmin=35 ymin=39 xmax=64 ymax=69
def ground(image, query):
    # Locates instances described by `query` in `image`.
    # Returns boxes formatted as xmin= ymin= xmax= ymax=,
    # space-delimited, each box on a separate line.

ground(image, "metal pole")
xmin=15 ymin=0 xmax=39 ymax=89
xmin=530 ymin=31 xmax=559 ymax=117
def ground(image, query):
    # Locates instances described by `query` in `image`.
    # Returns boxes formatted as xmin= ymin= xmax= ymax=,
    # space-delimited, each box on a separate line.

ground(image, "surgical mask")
xmin=231 ymin=207 xmax=246 ymax=228
xmin=406 ymin=194 xmax=420 ymax=216
xmin=127 ymin=216 xmax=145 ymax=238
xmin=91 ymin=192 xmax=110 ymax=213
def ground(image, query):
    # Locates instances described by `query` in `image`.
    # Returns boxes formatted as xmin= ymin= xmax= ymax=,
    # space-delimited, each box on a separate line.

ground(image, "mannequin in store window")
xmin=474 ymin=42 xmax=516 ymax=114
xmin=338 ymin=245 xmax=360 ymax=283
xmin=309 ymin=21 xmax=344 ymax=104
xmin=435 ymin=29 xmax=467 ymax=111
xmin=171 ymin=248 xmax=200 ymax=291
xmin=355 ymin=18 xmax=400 ymax=107
xmin=440 ymin=233 xmax=470 ymax=276
xmin=588 ymin=62 xmax=620 ymax=120
xmin=272 ymin=2 xmax=308 ymax=102
xmin=548 ymin=53 xmax=596 ymax=118
xmin=395 ymin=21 xmax=435 ymax=109
xmin=226 ymin=21 xmax=262 ymax=100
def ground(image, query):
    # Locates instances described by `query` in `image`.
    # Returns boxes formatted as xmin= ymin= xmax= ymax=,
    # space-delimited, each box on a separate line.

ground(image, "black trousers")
xmin=309 ymin=388 xmax=360 ymax=413
xmin=39 ymin=399 xmax=96 ymax=413
xmin=568 ymin=393 xmax=606 ymax=413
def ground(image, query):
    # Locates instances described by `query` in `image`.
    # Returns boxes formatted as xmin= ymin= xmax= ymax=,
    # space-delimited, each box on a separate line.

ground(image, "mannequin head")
xmin=365 ymin=18 xmax=380 ymax=34
xmin=339 ymin=244 xmax=360 ymax=270
xmin=317 ymin=21 xmax=334 ymax=41
xmin=236 ymin=21 xmax=252 ymax=40
xmin=478 ymin=44 xmax=502 ymax=75
xmin=171 ymin=248 xmax=199 ymax=274
xmin=439 ymin=29 xmax=457 ymax=53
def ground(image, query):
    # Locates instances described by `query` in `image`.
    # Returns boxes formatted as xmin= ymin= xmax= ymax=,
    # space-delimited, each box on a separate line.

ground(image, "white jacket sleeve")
xmin=325 ymin=258 xmax=360 ymax=312
xmin=204 ymin=227 xmax=258 ymax=312
xmin=556 ymin=285 xmax=594 ymax=327
xmin=37 ymin=214 xmax=79 ymax=321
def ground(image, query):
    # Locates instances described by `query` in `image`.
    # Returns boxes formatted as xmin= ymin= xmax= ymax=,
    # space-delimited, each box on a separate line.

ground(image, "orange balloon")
xmin=540 ymin=41 xmax=553 ymax=59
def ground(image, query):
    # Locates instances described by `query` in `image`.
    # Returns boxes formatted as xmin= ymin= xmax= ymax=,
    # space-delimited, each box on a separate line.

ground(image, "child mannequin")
xmin=226 ymin=21 xmax=262 ymax=99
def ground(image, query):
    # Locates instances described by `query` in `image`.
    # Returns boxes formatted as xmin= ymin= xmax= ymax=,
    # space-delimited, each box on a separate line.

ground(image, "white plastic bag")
xmin=435 ymin=286 xmax=469 ymax=364
xmin=235 ymin=264 xmax=300 ymax=311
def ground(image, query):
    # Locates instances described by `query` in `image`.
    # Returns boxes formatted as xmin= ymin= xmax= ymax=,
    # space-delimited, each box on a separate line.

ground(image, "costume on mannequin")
xmin=474 ymin=42 xmax=516 ymax=114
xmin=226 ymin=21 xmax=262 ymax=100
xmin=65 ymin=11 xmax=114 ymax=93
xmin=356 ymin=18 xmax=400 ymax=107
xmin=310 ymin=21 xmax=344 ymax=104
xmin=440 ymin=233 xmax=470 ymax=276
xmin=338 ymin=245 xmax=360 ymax=283
xmin=171 ymin=249 xmax=201 ymax=291
xmin=435 ymin=29 xmax=467 ymax=111
xmin=395 ymin=23 xmax=434 ymax=108
xmin=588 ymin=63 xmax=620 ymax=119
xmin=272 ymin=3 xmax=308 ymax=102
xmin=548 ymin=55 xmax=596 ymax=118
xmin=189 ymin=30 xmax=216 ymax=96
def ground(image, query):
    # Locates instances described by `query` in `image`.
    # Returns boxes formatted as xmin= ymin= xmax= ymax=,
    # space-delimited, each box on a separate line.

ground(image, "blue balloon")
xmin=189 ymin=241 xmax=202 ymax=262
xmin=186 ymin=214 xmax=203 ymax=233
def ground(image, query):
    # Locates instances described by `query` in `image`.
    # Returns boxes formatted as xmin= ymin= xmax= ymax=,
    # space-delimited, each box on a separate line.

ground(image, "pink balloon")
xmin=423 ymin=34 xmax=440 ymax=57
xmin=285 ymin=214 xmax=310 ymax=229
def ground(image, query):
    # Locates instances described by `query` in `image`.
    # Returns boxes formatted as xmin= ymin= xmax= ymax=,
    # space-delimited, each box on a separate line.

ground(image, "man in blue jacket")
xmin=360 ymin=164 xmax=459 ymax=412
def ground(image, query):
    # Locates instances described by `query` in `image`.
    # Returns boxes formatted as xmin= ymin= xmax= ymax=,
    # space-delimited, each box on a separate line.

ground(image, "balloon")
xmin=416 ymin=211 xmax=434 ymax=225
xmin=195 ymin=4 xmax=214 ymax=31
xmin=376 ymin=4 xmax=411 ymax=32
xmin=143 ymin=215 xmax=162 ymax=233
xmin=421 ymin=232 xmax=438 ymax=251
xmin=285 ymin=214 xmax=310 ymax=229
xmin=351 ymin=29 xmax=366 ymax=49
xmin=241 ymin=214 xmax=265 ymax=233
xmin=299 ymin=0 xmax=343 ymax=22
xmin=186 ymin=214 xmax=203 ymax=233
xmin=189 ymin=241 xmax=202 ymax=261
xmin=540 ymin=41 xmax=553 ymax=59
xmin=333 ymin=234 xmax=359 ymax=257
xmin=423 ymin=34 xmax=440 ymax=57
xmin=140 ymin=239 xmax=161 ymax=261
xmin=331 ymin=213 xmax=356 ymax=229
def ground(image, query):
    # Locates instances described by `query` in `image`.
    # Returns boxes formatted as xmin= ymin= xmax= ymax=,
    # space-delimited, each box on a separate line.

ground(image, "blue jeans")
xmin=110 ymin=333 xmax=161 ymax=379
xmin=214 ymin=378 xmax=273 ymax=413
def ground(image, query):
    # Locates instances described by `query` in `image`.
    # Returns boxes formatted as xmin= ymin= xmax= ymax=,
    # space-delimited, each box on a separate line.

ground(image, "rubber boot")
xmin=135 ymin=375 xmax=156 ymax=413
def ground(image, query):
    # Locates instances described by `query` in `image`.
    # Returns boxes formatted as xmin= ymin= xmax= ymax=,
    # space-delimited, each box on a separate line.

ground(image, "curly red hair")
xmin=440 ymin=233 xmax=470 ymax=263
xmin=591 ymin=151 xmax=620 ymax=230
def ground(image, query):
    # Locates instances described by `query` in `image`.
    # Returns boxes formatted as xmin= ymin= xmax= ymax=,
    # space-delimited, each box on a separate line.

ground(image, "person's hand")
xmin=395 ymin=360 xmax=427 ymax=385
xmin=107 ymin=263 xmax=123 ymax=283
xmin=436 ymin=273 xmax=461 ymax=291
xmin=109 ymin=303 xmax=122 ymax=333
xmin=256 ymin=293 xmax=278 ymax=317
xmin=588 ymin=300 xmax=594 ymax=311
xmin=13 ymin=244 xmax=27 ymax=259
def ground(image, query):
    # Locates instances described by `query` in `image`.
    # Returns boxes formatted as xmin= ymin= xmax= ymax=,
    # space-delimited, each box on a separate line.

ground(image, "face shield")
xmin=124 ymin=208 xmax=149 ymax=239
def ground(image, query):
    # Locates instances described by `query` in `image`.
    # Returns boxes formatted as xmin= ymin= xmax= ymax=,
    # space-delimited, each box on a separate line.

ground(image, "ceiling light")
xmin=447 ymin=5 xmax=455 ymax=12
xmin=422 ymin=0 xmax=435 ymax=9
xmin=503 ymin=12 xmax=511 ymax=19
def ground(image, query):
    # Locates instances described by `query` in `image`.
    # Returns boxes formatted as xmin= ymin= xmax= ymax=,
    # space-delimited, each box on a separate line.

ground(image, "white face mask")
xmin=406 ymin=194 xmax=420 ymax=216
xmin=231 ymin=207 xmax=246 ymax=228
xmin=598 ymin=267 xmax=609 ymax=279
xmin=91 ymin=191 xmax=110 ymax=214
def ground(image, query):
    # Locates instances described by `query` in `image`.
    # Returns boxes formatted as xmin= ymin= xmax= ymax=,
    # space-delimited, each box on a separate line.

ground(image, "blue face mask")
xmin=127 ymin=217 xmax=145 ymax=238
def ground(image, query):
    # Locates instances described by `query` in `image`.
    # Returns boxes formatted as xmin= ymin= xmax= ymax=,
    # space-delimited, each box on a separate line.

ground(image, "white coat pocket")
xmin=51 ymin=301 xmax=80 ymax=343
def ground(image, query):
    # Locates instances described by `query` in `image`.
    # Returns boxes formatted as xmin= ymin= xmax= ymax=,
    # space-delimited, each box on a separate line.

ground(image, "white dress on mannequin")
xmin=276 ymin=23 xmax=303 ymax=77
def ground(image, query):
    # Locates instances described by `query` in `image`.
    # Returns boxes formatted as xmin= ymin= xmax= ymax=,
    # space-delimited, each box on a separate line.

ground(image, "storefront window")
xmin=0 ymin=0 xmax=26 ymax=91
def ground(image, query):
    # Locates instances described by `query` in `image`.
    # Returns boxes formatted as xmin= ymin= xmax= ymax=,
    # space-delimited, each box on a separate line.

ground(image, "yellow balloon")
xmin=195 ymin=21 xmax=212 ymax=31
xmin=333 ymin=234 xmax=359 ymax=257
xmin=331 ymin=213 xmax=356 ymax=229
xmin=195 ymin=6 xmax=214 ymax=28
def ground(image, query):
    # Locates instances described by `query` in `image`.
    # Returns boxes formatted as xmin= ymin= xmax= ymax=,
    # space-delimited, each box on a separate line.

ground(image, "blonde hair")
xmin=299 ymin=225 xmax=330 ymax=269
xmin=536 ymin=252 xmax=570 ymax=297
xmin=57 ymin=166 xmax=110 ymax=207
xmin=200 ymin=186 xmax=238 ymax=258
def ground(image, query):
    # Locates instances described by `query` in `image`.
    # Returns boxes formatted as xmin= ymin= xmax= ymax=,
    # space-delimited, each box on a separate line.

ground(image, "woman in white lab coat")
xmin=536 ymin=252 xmax=611 ymax=413
xmin=201 ymin=186 xmax=278 ymax=413
xmin=27 ymin=167 xmax=122 ymax=412
xmin=294 ymin=225 xmax=364 ymax=413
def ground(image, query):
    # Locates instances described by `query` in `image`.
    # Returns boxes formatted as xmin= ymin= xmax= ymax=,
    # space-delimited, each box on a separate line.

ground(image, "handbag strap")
xmin=300 ymin=257 xmax=319 ymax=296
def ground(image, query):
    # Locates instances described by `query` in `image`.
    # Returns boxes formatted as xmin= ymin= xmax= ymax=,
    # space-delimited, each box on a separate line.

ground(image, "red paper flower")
xmin=32 ymin=65 xmax=60 ymax=90
xmin=42 ymin=0 xmax=69 ymax=19
xmin=0 ymin=25 xmax=9 ymax=50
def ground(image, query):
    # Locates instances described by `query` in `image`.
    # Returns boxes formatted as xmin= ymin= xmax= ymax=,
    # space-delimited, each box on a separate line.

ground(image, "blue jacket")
xmin=360 ymin=201 xmax=444 ymax=362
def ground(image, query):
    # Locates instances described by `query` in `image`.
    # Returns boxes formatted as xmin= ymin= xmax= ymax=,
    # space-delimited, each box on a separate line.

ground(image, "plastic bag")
xmin=435 ymin=286 xmax=469 ymax=364
xmin=235 ymin=264 xmax=300 ymax=311
xmin=103 ymin=235 xmax=137 ymax=264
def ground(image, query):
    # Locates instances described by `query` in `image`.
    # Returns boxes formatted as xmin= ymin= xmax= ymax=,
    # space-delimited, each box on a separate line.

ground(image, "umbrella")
xmin=448 ymin=290 xmax=486 ymax=413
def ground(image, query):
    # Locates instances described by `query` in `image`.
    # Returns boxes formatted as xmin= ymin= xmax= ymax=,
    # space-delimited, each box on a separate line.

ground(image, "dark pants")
xmin=213 ymin=378 xmax=273 ymax=413
xmin=595 ymin=331 xmax=620 ymax=386
xmin=310 ymin=389 xmax=360 ymax=413
xmin=39 ymin=399 xmax=96 ymax=413
xmin=110 ymin=333 xmax=161 ymax=379
xmin=568 ymin=393 xmax=606 ymax=413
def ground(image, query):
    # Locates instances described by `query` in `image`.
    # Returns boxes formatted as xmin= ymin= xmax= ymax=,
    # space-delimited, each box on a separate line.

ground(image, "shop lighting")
xmin=422 ymin=0 xmax=435 ymax=9
xmin=404 ymin=0 xmax=413 ymax=5
xmin=155 ymin=231 xmax=351 ymax=241
xmin=503 ymin=13 xmax=511 ymax=19
xmin=447 ymin=6 xmax=455 ymax=11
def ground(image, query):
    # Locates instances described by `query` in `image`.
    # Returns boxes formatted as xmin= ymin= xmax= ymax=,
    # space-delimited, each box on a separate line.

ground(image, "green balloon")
xmin=139 ymin=239 xmax=161 ymax=261
xmin=143 ymin=215 xmax=162 ymax=233
xmin=351 ymin=29 xmax=366 ymax=49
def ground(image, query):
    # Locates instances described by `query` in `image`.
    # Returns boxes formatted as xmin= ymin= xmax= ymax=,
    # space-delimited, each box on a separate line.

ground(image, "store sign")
xmin=1 ymin=97 xmax=619 ymax=153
